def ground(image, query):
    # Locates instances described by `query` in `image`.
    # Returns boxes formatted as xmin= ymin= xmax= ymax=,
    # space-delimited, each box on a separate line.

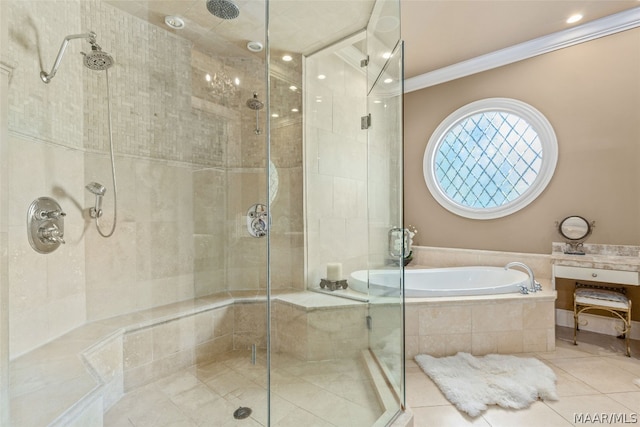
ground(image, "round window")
xmin=423 ymin=98 xmax=558 ymax=219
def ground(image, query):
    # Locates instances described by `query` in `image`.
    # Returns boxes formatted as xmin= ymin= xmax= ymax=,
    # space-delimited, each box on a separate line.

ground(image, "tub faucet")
xmin=504 ymin=261 xmax=541 ymax=293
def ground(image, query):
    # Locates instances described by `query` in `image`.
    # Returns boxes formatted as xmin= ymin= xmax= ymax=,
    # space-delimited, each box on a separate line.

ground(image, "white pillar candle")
xmin=326 ymin=262 xmax=342 ymax=281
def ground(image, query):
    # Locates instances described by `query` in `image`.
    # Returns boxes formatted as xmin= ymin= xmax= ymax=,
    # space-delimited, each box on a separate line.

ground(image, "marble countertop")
xmin=551 ymin=242 xmax=640 ymax=272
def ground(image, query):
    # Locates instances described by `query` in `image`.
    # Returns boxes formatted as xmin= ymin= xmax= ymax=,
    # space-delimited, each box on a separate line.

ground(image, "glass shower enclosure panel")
xmin=269 ymin=0 xmax=381 ymax=423
xmin=365 ymin=0 xmax=405 ymax=421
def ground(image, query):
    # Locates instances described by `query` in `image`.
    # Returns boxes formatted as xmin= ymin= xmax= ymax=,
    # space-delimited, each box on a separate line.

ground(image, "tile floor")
xmin=408 ymin=326 xmax=640 ymax=427
xmin=106 ymin=326 xmax=640 ymax=427
xmin=105 ymin=350 xmax=382 ymax=426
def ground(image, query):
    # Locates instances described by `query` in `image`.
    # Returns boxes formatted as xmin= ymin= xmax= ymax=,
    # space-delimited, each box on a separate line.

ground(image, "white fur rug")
xmin=415 ymin=352 xmax=558 ymax=417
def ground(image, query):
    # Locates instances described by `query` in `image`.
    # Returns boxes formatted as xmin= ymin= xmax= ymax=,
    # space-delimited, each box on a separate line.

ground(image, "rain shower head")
xmin=85 ymin=182 xmax=106 ymax=196
xmin=206 ymin=0 xmax=240 ymax=20
xmin=246 ymin=92 xmax=264 ymax=110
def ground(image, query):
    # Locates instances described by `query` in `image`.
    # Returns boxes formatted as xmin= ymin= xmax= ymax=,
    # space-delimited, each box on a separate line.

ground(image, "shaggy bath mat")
xmin=415 ymin=352 xmax=558 ymax=417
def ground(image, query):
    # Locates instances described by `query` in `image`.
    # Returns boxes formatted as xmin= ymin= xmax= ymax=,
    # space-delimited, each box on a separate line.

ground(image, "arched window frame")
xmin=423 ymin=98 xmax=558 ymax=220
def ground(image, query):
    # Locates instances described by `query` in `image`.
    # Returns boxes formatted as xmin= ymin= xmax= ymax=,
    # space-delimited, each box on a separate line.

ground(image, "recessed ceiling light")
xmin=289 ymin=85 xmax=297 ymax=91
xmin=566 ymin=14 xmax=583 ymax=24
xmin=234 ymin=77 xmax=240 ymax=85
xmin=282 ymin=55 xmax=293 ymax=62
xmin=271 ymin=113 xmax=279 ymax=118
xmin=384 ymin=78 xmax=393 ymax=84
xmin=291 ymin=108 xmax=299 ymax=112
xmin=317 ymin=74 xmax=326 ymax=80
xmin=247 ymin=41 xmax=264 ymax=52
xmin=164 ymin=16 xmax=185 ymax=30
xmin=164 ymin=16 xmax=185 ymax=29
xmin=382 ymin=52 xmax=392 ymax=59
xmin=205 ymin=73 xmax=212 ymax=82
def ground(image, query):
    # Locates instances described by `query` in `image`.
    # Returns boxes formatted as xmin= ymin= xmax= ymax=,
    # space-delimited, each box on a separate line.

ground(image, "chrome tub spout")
xmin=504 ymin=261 xmax=541 ymax=293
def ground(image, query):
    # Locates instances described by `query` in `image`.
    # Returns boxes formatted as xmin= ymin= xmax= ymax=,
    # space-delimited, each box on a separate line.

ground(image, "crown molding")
xmin=404 ymin=6 xmax=640 ymax=93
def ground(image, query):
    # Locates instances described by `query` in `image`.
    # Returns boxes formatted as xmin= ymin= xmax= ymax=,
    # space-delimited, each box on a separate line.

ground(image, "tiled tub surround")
xmin=8 ymin=291 xmax=371 ymax=427
xmin=552 ymin=242 xmax=640 ymax=340
xmin=406 ymin=246 xmax=557 ymax=358
xmin=405 ymin=292 xmax=556 ymax=358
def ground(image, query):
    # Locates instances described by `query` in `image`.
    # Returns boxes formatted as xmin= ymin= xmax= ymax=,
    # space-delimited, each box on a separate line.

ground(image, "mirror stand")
xmin=556 ymin=215 xmax=595 ymax=255
xmin=564 ymin=241 xmax=586 ymax=255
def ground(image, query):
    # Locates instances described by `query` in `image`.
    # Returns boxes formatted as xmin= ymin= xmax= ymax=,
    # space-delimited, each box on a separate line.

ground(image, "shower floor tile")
xmin=105 ymin=350 xmax=383 ymax=427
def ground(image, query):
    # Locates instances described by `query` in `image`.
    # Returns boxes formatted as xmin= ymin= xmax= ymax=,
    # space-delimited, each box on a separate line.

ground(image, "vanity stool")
xmin=573 ymin=283 xmax=632 ymax=357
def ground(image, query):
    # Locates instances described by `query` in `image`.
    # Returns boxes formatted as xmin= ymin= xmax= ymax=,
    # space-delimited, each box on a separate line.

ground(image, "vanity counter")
xmin=551 ymin=242 xmax=640 ymax=285
xmin=551 ymin=243 xmax=640 ymax=339
xmin=552 ymin=242 xmax=640 ymax=270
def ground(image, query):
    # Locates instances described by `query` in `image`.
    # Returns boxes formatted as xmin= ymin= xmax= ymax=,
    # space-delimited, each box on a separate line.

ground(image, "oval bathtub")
xmin=349 ymin=266 xmax=530 ymax=297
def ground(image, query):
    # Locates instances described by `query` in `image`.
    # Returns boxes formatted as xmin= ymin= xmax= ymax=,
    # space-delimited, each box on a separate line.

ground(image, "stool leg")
xmin=625 ymin=311 xmax=631 ymax=357
xmin=573 ymin=306 xmax=579 ymax=346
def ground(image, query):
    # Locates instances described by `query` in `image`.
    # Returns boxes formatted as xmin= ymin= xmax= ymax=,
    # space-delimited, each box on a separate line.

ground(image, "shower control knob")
xmin=27 ymin=197 xmax=67 ymax=253
xmin=36 ymin=209 xmax=66 ymax=220
xmin=38 ymin=224 xmax=66 ymax=245
xmin=246 ymin=204 xmax=268 ymax=238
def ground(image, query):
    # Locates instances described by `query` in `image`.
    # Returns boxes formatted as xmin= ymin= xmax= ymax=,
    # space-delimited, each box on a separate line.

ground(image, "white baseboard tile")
xmin=556 ymin=309 xmax=640 ymax=341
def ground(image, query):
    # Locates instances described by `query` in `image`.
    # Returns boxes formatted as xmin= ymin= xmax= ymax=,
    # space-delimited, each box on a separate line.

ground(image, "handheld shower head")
xmin=85 ymin=182 xmax=106 ymax=218
xmin=86 ymin=182 xmax=106 ymax=196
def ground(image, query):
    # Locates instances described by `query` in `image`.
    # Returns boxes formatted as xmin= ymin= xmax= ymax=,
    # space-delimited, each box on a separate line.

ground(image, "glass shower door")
xmin=365 ymin=0 xmax=405 ymax=421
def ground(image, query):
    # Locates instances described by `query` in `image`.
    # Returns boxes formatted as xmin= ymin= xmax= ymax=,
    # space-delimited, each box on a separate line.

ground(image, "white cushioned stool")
xmin=573 ymin=284 xmax=631 ymax=357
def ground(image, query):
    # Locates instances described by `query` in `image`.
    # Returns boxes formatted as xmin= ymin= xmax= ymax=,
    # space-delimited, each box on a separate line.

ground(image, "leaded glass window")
xmin=423 ymin=98 xmax=558 ymax=219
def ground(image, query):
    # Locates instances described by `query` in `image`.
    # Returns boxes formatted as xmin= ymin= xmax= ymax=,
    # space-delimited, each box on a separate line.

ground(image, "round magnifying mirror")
xmin=559 ymin=216 xmax=591 ymax=241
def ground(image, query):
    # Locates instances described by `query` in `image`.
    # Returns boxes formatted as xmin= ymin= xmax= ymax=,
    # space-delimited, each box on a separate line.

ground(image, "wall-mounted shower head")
xmin=247 ymin=92 xmax=264 ymax=135
xmin=41 ymin=31 xmax=113 ymax=83
xmin=206 ymin=0 xmax=240 ymax=20
xmin=86 ymin=182 xmax=106 ymax=218
xmin=246 ymin=92 xmax=264 ymax=110
xmin=82 ymin=48 xmax=114 ymax=71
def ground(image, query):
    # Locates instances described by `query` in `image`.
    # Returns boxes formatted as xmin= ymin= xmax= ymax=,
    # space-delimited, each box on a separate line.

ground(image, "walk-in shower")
xmin=1 ymin=0 xmax=405 ymax=425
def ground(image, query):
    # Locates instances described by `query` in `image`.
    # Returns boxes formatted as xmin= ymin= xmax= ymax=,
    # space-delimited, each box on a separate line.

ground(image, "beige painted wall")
xmin=404 ymin=28 xmax=640 ymax=254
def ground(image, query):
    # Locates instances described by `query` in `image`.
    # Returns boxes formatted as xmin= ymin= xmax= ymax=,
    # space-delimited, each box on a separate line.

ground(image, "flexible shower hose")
xmin=95 ymin=68 xmax=117 ymax=238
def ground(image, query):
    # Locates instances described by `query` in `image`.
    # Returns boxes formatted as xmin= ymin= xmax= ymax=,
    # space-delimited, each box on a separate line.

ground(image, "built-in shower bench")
xmin=9 ymin=290 xmax=368 ymax=427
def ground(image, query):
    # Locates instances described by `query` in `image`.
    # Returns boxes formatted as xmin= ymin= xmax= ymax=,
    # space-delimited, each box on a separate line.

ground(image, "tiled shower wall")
xmin=5 ymin=0 xmax=303 ymax=357
xmin=305 ymin=44 xmax=369 ymax=286
xmin=7 ymin=0 xmax=88 ymax=358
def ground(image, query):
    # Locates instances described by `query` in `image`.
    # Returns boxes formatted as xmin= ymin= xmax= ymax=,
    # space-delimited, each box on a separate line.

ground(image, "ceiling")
xmin=108 ymin=0 xmax=640 ymax=79
xmin=401 ymin=1 xmax=640 ymax=78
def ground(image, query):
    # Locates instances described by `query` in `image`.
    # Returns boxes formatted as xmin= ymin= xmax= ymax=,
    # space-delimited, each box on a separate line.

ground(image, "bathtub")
xmin=349 ymin=266 xmax=530 ymax=297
